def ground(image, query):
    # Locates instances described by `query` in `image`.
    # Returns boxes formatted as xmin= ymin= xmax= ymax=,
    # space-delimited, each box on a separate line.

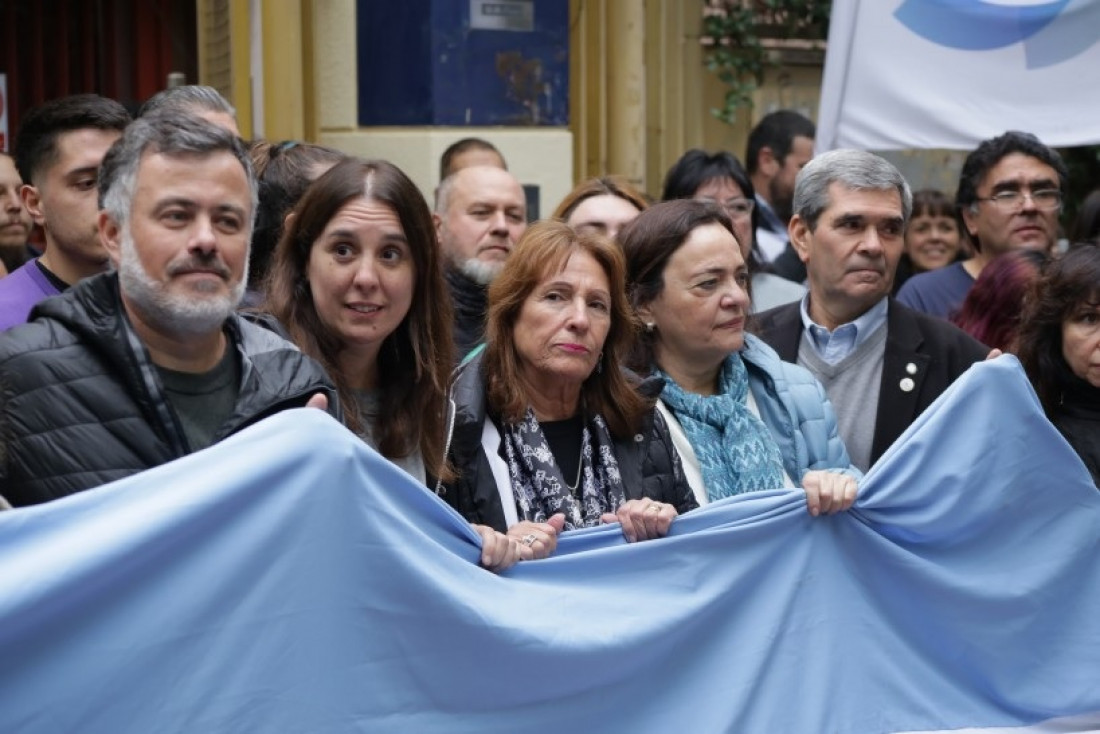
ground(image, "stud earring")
xmin=645 ymin=322 xmax=656 ymax=333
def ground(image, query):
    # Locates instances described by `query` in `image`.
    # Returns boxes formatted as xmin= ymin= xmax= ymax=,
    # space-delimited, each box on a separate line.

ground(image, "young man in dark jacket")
xmin=0 ymin=113 xmax=338 ymax=507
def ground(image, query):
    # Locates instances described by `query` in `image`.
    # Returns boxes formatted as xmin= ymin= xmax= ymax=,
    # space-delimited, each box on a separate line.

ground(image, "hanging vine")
xmin=701 ymin=0 xmax=831 ymax=125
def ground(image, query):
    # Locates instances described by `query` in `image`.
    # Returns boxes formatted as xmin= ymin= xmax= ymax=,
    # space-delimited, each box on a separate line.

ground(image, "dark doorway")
xmin=0 ymin=0 xmax=198 ymax=136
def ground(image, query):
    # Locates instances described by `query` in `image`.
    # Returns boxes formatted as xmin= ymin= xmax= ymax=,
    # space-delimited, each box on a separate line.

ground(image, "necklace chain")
xmin=567 ymin=440 xmax=584 ymax=492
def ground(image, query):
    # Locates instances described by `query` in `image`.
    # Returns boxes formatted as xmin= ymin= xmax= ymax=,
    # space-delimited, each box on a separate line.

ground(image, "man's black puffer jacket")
xmin=0 ymin=272 xmax=338 ymax=507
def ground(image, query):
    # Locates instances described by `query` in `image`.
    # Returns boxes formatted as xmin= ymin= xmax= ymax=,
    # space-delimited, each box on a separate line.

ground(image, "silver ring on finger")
xmin=522 ymin=533 xmax=538 ymax=546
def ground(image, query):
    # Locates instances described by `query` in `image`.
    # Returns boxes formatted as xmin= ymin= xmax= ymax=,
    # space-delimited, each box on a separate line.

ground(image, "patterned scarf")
xmin=658 ymin=354 xmax=785 ymax=501
xmin=501 ymin=409 xmax=626 ymax=530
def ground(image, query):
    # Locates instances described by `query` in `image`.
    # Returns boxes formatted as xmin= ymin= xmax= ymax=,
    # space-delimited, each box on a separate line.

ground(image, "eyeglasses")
xmin=975 ymin=189 xmax=1063 ymax=211
xmin=698 ymin=197 xmax=756 ymax=219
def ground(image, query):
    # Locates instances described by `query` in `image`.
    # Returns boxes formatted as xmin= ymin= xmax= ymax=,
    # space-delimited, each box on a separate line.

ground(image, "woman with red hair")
xmin=951 ymin=249 xmax=1047 ymax=352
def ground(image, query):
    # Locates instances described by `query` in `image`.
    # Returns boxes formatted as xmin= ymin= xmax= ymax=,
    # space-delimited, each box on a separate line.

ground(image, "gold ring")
xmin=646 ymin=504 xmax=661 ymax=513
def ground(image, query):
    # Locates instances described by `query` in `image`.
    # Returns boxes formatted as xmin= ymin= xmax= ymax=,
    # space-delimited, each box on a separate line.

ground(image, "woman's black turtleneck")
xmin=1051 ymin=372 xmax=1100 ymax=488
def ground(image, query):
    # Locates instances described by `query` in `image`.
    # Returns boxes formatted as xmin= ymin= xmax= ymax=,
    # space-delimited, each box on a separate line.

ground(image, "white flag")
xmin=817 ymin=0 xmax=1100 ymax=151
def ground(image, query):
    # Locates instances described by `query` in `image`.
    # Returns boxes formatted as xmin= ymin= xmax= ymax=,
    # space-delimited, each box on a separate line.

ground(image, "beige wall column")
xmin=196 ymin=0 xmax=253 ymax=134
xmin=311 ymin=0 xmax=359 ymax=137
xmin=195 ymin=0 xmax=308 ymax=141
xmin=259 ymin=0 xmax=306 ymax=141
xmin=569 ymin=0 xmax=606 ymax=181
xmin=604 ymin=0 xmax=647 ymax=187
xmin=645 ymin=0 xmax=720 ymax=189
xmin=569 ymin=0 xmax=714 ymax=195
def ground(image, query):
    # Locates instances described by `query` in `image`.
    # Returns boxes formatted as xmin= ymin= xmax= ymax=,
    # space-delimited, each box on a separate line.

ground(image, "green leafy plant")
xmin=702 ymin=1 xmax=831 ymax=125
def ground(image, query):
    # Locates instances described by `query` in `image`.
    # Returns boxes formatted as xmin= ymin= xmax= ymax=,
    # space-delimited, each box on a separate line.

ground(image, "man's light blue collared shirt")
xmin=799 ymin=296 xmax=889 ymax=365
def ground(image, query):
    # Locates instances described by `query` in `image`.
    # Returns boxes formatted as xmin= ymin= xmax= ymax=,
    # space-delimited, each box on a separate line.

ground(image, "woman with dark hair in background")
xmin=1069 ymin=188 xmax=1100 ymax=245
xmin=552 ymin=175 xmax=648 ymax=242
xmin=443 ymin=220 xmax=696 ymax=557
xmin=1018 ymin=244 xmax=1100 ymax=486
xmin=893 ymin=189 xmax=963 ymax=294
xmin=951 ymin=250 xmax=1047 ymax=352
xmin=662 ymin=149 xmax=805 ymax=311
xmin=246 ymin=140 xmax=347 ymax=304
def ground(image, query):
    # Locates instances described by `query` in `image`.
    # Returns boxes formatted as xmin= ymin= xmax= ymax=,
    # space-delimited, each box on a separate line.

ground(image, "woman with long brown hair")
xmin=265 ymin=158 xmax=524 ymax=570
xmin=442 ymin=220 xmax=696 ymax=558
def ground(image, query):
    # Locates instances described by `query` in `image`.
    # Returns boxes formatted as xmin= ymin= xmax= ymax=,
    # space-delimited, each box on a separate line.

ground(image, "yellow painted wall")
xmin=569 ymin=0 xmax=822 ymax=198
xmin=196 ymin=0 xmax=307 ymax=141
xmin=260 ymin=0 xmax=306 ymax=141
xmin=196 ymin=0 xmax=253 ymax=134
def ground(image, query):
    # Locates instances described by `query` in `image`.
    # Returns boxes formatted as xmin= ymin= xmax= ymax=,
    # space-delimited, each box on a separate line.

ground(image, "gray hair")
xmin=138 ymin=85 xmax=236 ymax=120
xmin=793 ymin=149 xmax=912 ymax=231
xmin=99 ymin=113 xmax=258 ymax=234
xmin=435 ymin=171 xmax=457 ymax=214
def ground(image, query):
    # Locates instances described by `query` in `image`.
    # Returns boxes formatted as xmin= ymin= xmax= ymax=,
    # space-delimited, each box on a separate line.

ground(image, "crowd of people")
xmin=0 ymin=87 xmax=1097 ymax=563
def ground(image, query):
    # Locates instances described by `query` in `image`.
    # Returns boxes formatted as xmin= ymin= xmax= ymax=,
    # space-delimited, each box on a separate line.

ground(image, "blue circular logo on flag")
xmin=895 ymin=0 xmax=1099 ymax=68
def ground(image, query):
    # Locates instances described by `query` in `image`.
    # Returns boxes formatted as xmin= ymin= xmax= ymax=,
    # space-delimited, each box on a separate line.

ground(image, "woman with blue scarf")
xmin=621 ymin=200 xmax=860 ymax=513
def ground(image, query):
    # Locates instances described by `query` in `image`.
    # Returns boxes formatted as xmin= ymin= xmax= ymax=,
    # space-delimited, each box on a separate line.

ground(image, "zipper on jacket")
xmin=434 ymin=396 xmax=458 ymax=496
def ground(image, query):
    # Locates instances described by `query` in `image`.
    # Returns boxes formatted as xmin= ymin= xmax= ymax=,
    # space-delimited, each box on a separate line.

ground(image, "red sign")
xmin=0 ymin=74 xmax=8 ymax=152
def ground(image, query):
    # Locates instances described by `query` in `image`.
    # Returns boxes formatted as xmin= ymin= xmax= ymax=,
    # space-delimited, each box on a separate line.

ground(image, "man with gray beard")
xmin=0 ymin=114 xmax=337 ymax=507
xmin=434 ymin=165 xmax=526 ymax=362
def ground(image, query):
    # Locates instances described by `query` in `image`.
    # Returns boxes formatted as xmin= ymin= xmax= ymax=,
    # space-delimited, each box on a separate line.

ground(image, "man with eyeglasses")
xmin=897 ymin=131 xmax=1068 ymax=320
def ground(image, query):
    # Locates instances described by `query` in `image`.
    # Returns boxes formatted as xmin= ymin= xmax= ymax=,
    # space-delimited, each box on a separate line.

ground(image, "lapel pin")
xmin=905 ymin=362 xmax=918 ymax=375
xmin=900 ymin=377 xmax=915 ymax=392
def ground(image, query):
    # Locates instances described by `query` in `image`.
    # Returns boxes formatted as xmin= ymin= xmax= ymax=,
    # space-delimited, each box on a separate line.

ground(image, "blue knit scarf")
xmin=659 ymin=354 xmax=785 ymax=501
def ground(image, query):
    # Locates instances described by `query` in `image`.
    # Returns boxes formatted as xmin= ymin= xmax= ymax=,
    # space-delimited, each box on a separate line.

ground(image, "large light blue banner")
xmin=817 ymin=0 xmax=1100 ymax=150
xmin=1 ymin=357 xmax=1098 ymax=733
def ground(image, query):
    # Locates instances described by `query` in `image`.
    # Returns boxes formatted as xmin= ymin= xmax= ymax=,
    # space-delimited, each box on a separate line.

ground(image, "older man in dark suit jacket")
xmin=751 ymin=150 xmax=987 ymax=471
